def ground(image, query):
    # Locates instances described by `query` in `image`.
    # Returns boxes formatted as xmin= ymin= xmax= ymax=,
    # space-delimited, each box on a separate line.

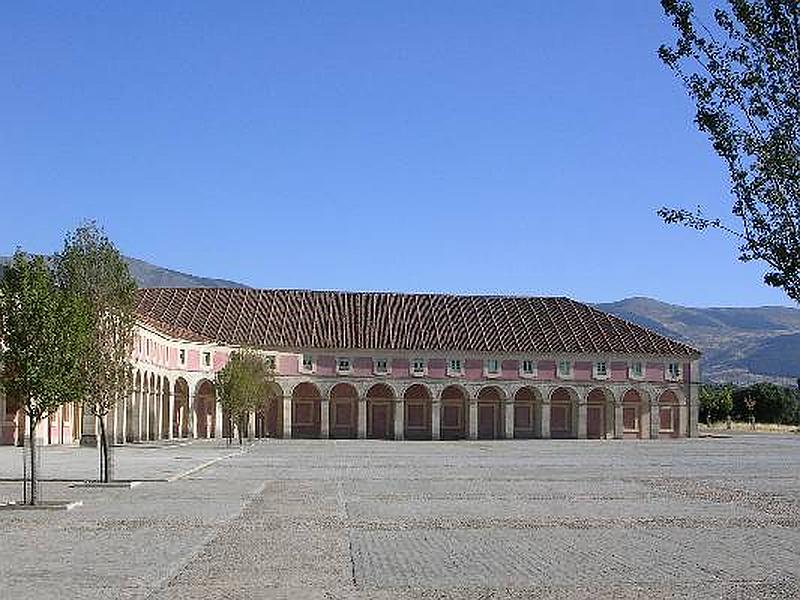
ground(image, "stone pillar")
xmin=504 ymin=400 xmax=514 ymax=439
xmin=168 ymin=392 xmax=175 ymax=440
xmin=650 ymin=399 xmax=660 ymax=440
xmin=468 ymin=400 xmax=478 ymax=440
xmin=539 ymin=401 xmax=551 ymax=439
xmin=394 ymin=399 xmax=404 ymax=440
xmin=79 ymin=407 xmax=97 ymax=447
xmin=248 ymin=411 xmax=256 ymax=440
xmin=189 ymin=392 xmax=197 ymax=439
xmin=320 ymin=399 xmax=330 ymax=439
xmin=577 ymin=400 xmax=587 ymax=439
xmin=431 ymin=400 xmax=441 ymax=440
xmin=688 ymin=359 xmax=701 ymax=438
xmin=357 ymin=398 xmax=367 ymax=439
xmin=282 ymin=396 xmax=292 ymax=439
xmin=614 ymin=401 xmax=624 ymax=440
xmin=214 ymin=400 xmax=223 ymax=439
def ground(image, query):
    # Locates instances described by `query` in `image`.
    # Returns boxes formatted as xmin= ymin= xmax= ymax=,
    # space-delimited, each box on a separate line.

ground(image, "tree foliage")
xmin=0 ymin=251 xmax=90 ymax=502
xmin=56 ymin=221 xmax=137 ymax=482
xmin=700 ymin=381 xmax=800 ymax=423
xmin=699 ymin=383 xmax=734 ymax=422
xmin=215 ymin=349 xmax=272 ymax=443
xmin=659 ymin=0 xmax=800 ymax=301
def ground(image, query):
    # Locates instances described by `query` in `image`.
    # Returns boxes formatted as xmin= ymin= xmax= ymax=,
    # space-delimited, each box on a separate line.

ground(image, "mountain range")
xmin=2 ymin=255 xmax=799 ymax=384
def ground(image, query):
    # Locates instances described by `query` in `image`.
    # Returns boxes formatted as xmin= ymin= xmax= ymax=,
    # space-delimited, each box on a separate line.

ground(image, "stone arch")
xmin=657 ymin=389 xmax=681 ymax=438
xmin=586 ymin=387 xmax=615 ymax=440
xmin=440 ymin=384 xmax=468 ymax=440
xmin=477 ymin=386 xmax=505 ymax=440
xmin=329 ymin=382 xmax=358 ymax=439
xmin=148 ymin=373 xmax=158 ymax=441
xmin=256 ymin=381 xmax=283 ymax=439
xmin=292 ymin=382 xmax=321 ymax=439
xmin=550 ymin=386 xmax=578 ymax=439
xmin=404 ymin=383 xmax=432 ymax=440
xmin=621 ymin=388 xmax=647 ymax=439
xmin=194 ymin=379 xmax=216 ymax=438
xmin=366 ymin=383 xmax=395 ymax=440
xmin=173 ymin=377 xmax=190 ymax=438
xmin=513 ymin=386 xmax=541 ymax=439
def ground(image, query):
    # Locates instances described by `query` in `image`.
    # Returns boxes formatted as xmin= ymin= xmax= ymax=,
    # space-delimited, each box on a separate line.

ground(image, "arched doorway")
xmin=622 ymin=389 xmax=646 ymax=439
xmin=149 ymin=373 xmax=158 ymax=440
xmin=477 ymin=386 xmax=504 ymax=440
xmin=586 ymin=388 xmax=613 ymax=439
xmin=127 ymin=371 xmax=141 ymax=442
xmin=658 ymin=390 xmax=681 ymax=438
xmin=366 ymin=384 xmax=394 ymax=440
xmin=292 ymin=382 xmax=321 ymax=439
xmin=404 ymin=384 xmax=432 ymax=440
xmin=141 ymin=373 xmax=149 ymax=441
xmin=256 ymin=383 xmax=283 ymax=438
xmin=174 ymin=378 xmax=190 ymax=438
xmin=330 ymin=383 xmax=358 ymax=439
xmin=441 ymin=385 xmax=467 ymax=440
xmin=550 ymin=387 xmax=577 ymax=439
xmin=194 ymin=380 xmax=216 ymax=438
xmin=161 ymin=377 xmax=170 ymax=439
xmin=513 ymin=387 xmax=538 ymax=439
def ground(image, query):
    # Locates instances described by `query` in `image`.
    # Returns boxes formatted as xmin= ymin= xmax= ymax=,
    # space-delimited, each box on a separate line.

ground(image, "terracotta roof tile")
xmin=135 ymin=288 xmax=700 ymax=357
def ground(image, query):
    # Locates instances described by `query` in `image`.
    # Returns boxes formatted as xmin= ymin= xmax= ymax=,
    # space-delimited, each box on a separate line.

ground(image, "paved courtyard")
xmin=1 ymin=436 xmax=799 ymax=599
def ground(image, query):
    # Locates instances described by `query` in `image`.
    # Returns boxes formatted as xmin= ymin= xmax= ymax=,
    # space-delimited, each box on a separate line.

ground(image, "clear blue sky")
xmin=1 ymin=1 xmax=792 ymax=308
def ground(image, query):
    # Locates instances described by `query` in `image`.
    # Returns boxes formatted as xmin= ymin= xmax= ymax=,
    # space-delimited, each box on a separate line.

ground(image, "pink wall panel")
xmin=574 ymin=361 xmax=592 ymax=381
xmin=610 ymin=361 xmax=628 ymax=381
xmin=213 ymin=351 xmax=229 ymax=371
xmin=279 ymin=355 xmax=299 ymax=375
xmin=465 ymin=359 xmax=483 ymax=381
xmin=187 ymin=350 xmax=200 ymax=371
xmin=354 ymin=357 xmax=372 ymax=377
xmin=317 ymin=355 xmax=335 ymax=376
xmin=428 ymin=358 xmax=446 ymax=379
xmin=538 ymin=360 xmax=556 ymax=380
xmin=501 ymin=360 xmax=518 ymax=379
xmin=646 ymin=363 xmax=664 ymax=382
xmin=391 ymin=358 xmax=409 ymax=378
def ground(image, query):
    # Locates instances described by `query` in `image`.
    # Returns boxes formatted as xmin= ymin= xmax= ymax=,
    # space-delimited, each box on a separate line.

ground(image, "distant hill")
xmin=596 ymin=297 xmax=800 ymax=385
xmin=0 ymin=255 xmax=248 ymax=289
xmin=3 ymin=254 xmax=799 ymax=383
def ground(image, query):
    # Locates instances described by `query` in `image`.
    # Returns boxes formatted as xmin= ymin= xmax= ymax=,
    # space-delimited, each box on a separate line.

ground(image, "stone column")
xmin=394 ymin=399 xmax=404 ymax=440
xmin=357 ymin=398 xmax=367 ymax=439
xmin=577 ymin=400 xmax=587 ymax=439
xmin=688 ymin=359 xmax=701 ymax=437
xmin=189 ymin=391 xmax=197 ymax=439
xmin=504 ymin=400 xmax=514 ymax=439
xmin=320 ymin=399 xmax=330 ymax=439
xmin=168 ymin=392 xmax=175 ymax=440
xmin=248 ymin=411 xmax=256 ymax=440
xmin=468 ymin=400 xmax=478 ymax=440
xmin=214 ymin=400 xmax=223 ymax=439
xmin=650 ymin=399 xmax=660 ymax=439
xmin=282 ymin=396 xmax=292 ymax=439
xmin=614 ymin=401 xmax=624 ymax=439
xmin=431 ymin=400 xmax=441 ymax=440
xmin=79 ymin=406 xmax=97 ymax=447
xmin=539 ymin=401 xmax=551 ymax=439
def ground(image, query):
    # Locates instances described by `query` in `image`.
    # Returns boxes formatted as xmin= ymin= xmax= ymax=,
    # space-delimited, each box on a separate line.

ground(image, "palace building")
xmin=0 ymin=288 xmax=701 ymax=446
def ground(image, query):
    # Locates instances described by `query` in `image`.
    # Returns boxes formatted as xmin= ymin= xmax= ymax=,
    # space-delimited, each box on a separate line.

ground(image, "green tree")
xmin=56 ymin=222 xmax=137 ymax=483
xmin=215 ymin=349 xmax=271 ymax=445
xmin=0 ymin=251 xmax=89 ymax=504
xmin=732 ymin=381 xmax=800 ymax=423
xmin=658 ymin=0 xmax=800 ymax=302
xmin=699 ymin=383 xmax=734 ymax=423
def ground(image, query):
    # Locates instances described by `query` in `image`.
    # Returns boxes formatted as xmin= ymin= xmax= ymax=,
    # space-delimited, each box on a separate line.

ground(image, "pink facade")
xmin=610 ymin=362 xmax=628 ymax=382
xmin=279 ymin=355 xmax=298 ymax=375
xmin=501 ymin=360 xmax=518 ymax=379
xmin=428 ymin=359 xmax=446 ymax=379
xmin=465 ymin=359 xmax=482 ymax=380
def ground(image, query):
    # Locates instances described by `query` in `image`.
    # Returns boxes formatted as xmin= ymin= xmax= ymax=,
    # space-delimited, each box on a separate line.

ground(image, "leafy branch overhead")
xmin=659 ymin=0 xmax=800 ymax=301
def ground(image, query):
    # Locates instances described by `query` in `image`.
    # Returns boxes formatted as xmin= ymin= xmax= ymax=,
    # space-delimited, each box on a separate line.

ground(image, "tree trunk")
xmin=98 ymin=413 xmax=109 ymax=483
xmin=28 ymin=418 xmax=37 ymax=506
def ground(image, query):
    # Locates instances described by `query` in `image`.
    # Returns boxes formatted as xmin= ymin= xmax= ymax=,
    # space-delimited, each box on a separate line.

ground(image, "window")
xmin=594 ymin=361 xmax=608 ymax=379
xmin=667 ymin=362 xmax=682 ymax=380
xmin=374 ymin=358 xmax=389 ymax=374
xmin=179 ymin=349 xmax=186 ymax=366
xmin=336 ymin=357 xmax=352 ymax=374
xmin=448 ymin=358 xmax=463 ymax=376
xmin=521 ymin=359 xmax=536 ymax=376
xmin=265 ymin=355 xmax=276 ymax=370
xmin=302 ymin=354 xmax=314 ymax=372
xmin=630 ymin=361 xmax=644 ymax=379
xmin=558 ymin=360 xmax=572 ymax=378
xmin=202 ymin=351 xmax=212 ymax=368
xmin=486 ymin=359 xmax=500 ymax=375
xmin=411 ymin=358 xmax=426 ymax=376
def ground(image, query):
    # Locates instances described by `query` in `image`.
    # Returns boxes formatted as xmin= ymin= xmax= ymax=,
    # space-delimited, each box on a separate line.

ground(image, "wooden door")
xmin=478 ymin=404 xmax=496 ymax=439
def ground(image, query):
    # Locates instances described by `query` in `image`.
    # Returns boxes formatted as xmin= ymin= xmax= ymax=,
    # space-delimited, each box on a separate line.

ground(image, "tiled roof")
xmin=135 ymin=288 xmax=700 ymax=357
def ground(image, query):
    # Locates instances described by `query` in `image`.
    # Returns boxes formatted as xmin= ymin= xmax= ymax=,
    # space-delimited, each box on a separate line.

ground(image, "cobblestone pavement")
xmin=2 ymin=436 xmax=799 ymax=599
